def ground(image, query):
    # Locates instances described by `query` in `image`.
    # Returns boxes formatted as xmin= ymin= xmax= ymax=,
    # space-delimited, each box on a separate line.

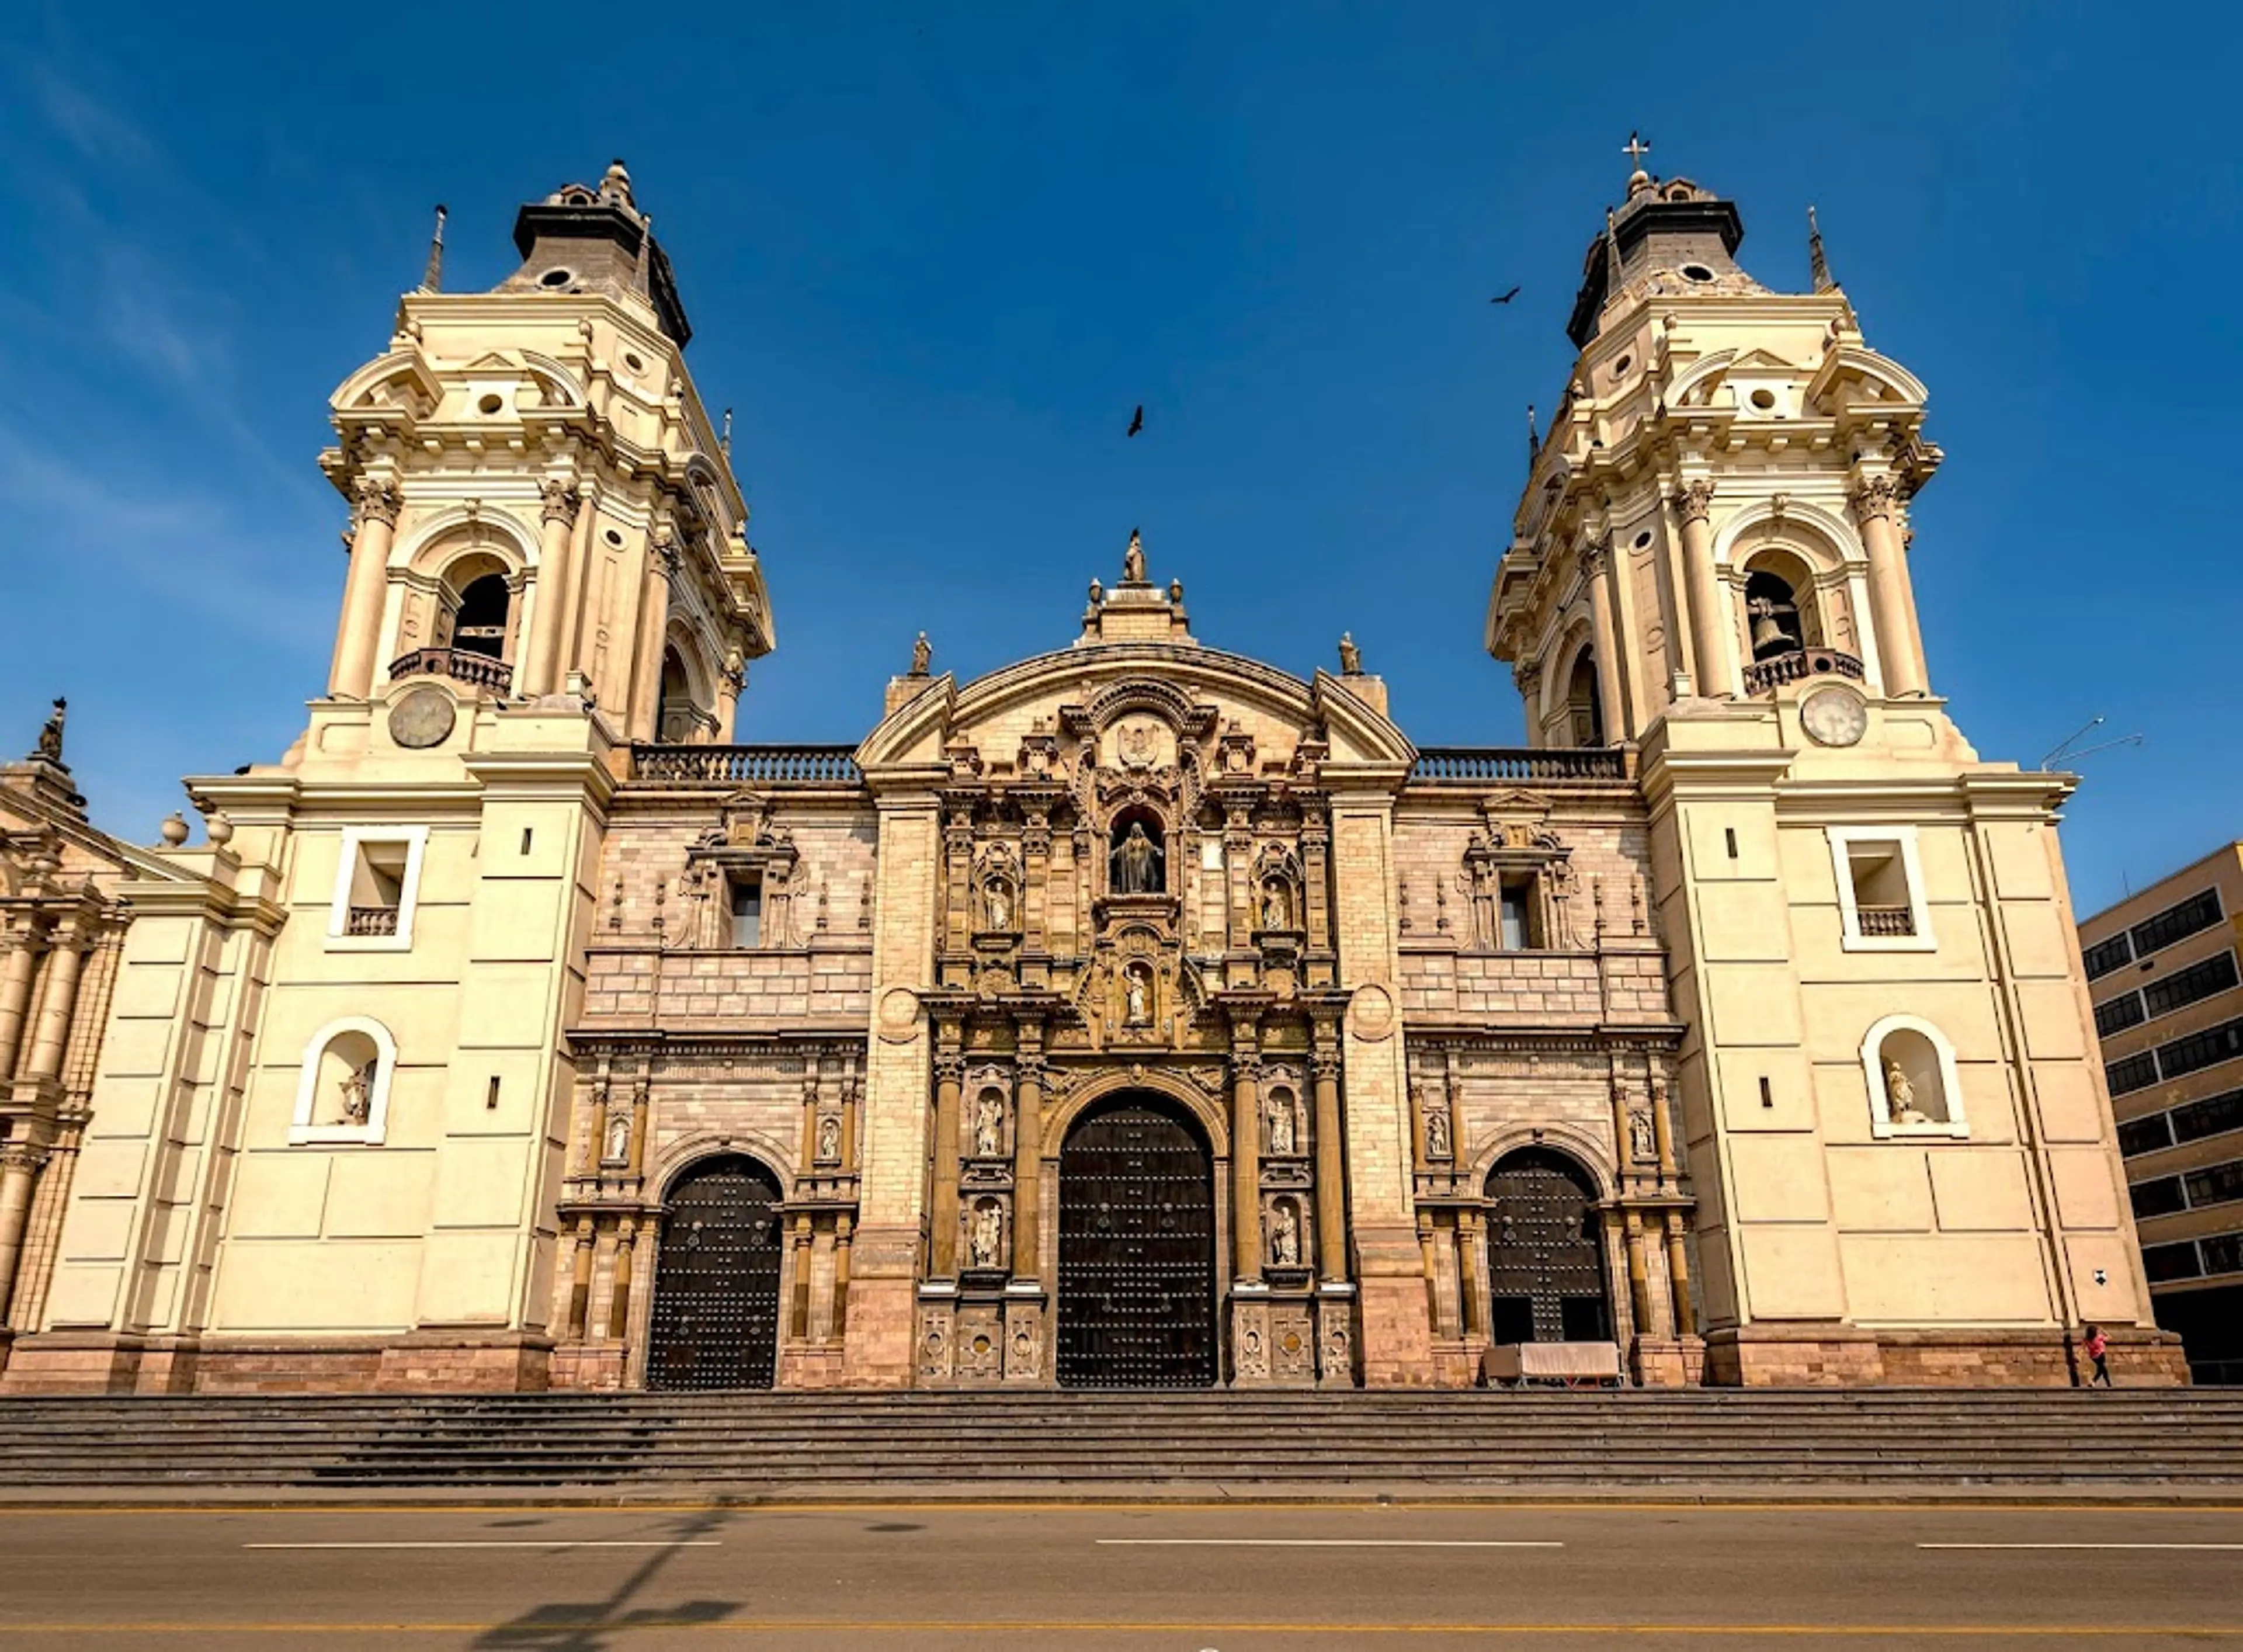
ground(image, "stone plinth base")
xmin=1314 ymin=1286 xmax=1357 ymax=1388
xmin=1353 ymin=1270 xmax=1438 ymax=1388
xmin=843 ymin=1275 xmax=921 ymax=1389
xmin=372 ymin=1331 xmax=553 ymax=1392
xmin=548 ymin=1344 xmax=630 ymax=1391
xmin=1427 ymin=1339 xmax=1482 ymax=1389
xmin=778 ymin=1344 xmax=849 ymax=1389
xmin=1228 ymin=1291 xmax=1320 ymax=1387
xmin=1629 ymin=1335 xmax=1707 ymax=1388
xmin=1702 ymin=1324 xmax=2191 ymax=1388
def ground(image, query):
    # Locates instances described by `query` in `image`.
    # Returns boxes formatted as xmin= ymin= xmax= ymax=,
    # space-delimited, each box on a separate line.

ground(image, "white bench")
xmin=1481 ymin=1341 xmax=1623 ymax=1389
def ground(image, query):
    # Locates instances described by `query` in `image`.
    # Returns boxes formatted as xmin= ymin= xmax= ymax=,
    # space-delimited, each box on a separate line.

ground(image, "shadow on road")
xmin=468 ymin=1508 xmax=740 ymax=1650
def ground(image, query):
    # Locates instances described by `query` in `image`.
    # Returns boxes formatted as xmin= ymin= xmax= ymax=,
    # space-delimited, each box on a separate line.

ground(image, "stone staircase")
xmin=2 ymin=1390 xmax=2242 ymax=1491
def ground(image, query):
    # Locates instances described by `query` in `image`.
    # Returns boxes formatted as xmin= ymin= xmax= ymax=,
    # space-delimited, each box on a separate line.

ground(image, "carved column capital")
xmin=350 ymin=477 xmax=402 ymax=530
xmin=539 ymin=478 xmax=582 ymax=526
xmin=1848 ymin=473 xmax=1904 ymax=522
xmin=1579 ymin=541 xmax=1610 ymax=581
xmin=1670 ymin=477 xmax=1714 ymax=525
xmin=933 ymin=1052 xmax=967 ymax=1085
xmin=0 ymin=1144 xmax=50 ymax=1178
xmin=652 ymin=531 xmax=682 ymax=583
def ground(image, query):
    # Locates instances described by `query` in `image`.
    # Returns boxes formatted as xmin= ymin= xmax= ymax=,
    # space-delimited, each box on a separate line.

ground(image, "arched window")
xmin=290 ymin=1016 xmax=398 ymax=1146
xmin=1860 ymin=1014 xmax=1969 ymax=1140
xmin=451 ymin=574 xmax=512 ymax=660
xmin=1740 ymin=548 xmax=1825 ymax=662
xmin=1485 ymin=1147 xmax=1611 ymax=1344
xmin=658 ymin=645 xmax=711 ymax=743
xmin=1564 ymin=650 xmax=1604 ymax=748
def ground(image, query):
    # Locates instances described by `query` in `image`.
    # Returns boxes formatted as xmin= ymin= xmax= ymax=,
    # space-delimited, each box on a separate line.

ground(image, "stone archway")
xmin=1484 ymin=1146 xmax=1612 ymax=1345
xmin=1055 ymin=1095 xmax=1218 ymax=1389
xmin=645 ymin=1154 xmax=785 ymax=1390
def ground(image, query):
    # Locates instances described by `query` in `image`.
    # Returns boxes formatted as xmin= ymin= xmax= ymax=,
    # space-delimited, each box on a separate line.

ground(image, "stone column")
xmin=832 ymin=1213 xmax=854 ymax=1335
xmin=0 ymin=1146 xmax=47 ymax=1325
xmin=1417 ymin=1220 xmax=1445 ymax=1337
xmin=930 ymin=1050 xmax=964 ymax=1277
xmin=628 ymin=530 xmax=678 ymax=740
xmin=329 ymin=478 xmax=402 ymax=699
xmin=21 ymin=926 xmax=88 ymax=1085
xmin=607 ymin=1218 xmax=637 ymax=1341
xmin=0 ymin=924 xmax=46 ymax=1085
xmin=1311 ymin=1049 xmax=1348 ymax=1285
xmin=716 ymin=651 xmax=746 ymax=742
xmin=565 ymin=1218 xmax=595 ymax=1340
xmin=1582 ymin=543 xmax=1628 ymax=738
xmin=1457 ymin=1210 xmax=1487 ymax=1338
xmin=1231 ymin=1050 xmax=1262 ymax=1285
xmin=1624 ymin=1210 xmax=1655 ymax=1338
xmin=522 ymin=480 xmax=580 ymax=696
xmin=1672 ymin=478 xmax=1728 ymax=697
xmin=1664 ymin=1211 xmax=1696 ymax=1337
xmin=1849 ymin=473 xmax=1929 ymax=697
xmin=1012 ymin=1051 xmax=1043 ymax=1280
xmin=789 ymin=1214 xmax=815 ymax=1338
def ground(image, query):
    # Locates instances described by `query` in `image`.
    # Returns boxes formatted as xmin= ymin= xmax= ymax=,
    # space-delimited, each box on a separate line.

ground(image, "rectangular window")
xmin=2143 ymin=1241 xmax=2204 ymax=1283
xmin=1827 ymin=827 xmax=1935 ymax=952
xmin=2154 ymin=1016 xmax=2243 ymax=1083
xmin=2130 ymin=889 xmax=2224 ymax=961
xmin=2182 ymin=1159 xmax=2243 ymax=1211
xmin=326 ymin=827 xmax=428 ymax=950
xmin=2117 ymin=1114 xmax=2175 ymax=1158
xmin=2173 ymin=1088 xmax=2243 ymax=1144
xmin=2131 ymin=1175 xmax=2188 ymax=1219
xmin=2105 ymin=1051 xmax=2160 ymax=1097
xmin=2094 ymin=992 xmax=2147 ymax=1039
xmin=2082 ymin=932 xmax=2136 ymax=982
xmin=2141 ymin=950 xmax=2241 ymax=1021
xmin=729 ymin=874 xmax=763 ymax=949
xmin=2202 ymin=1233 xmax=2243 ymax=1278
xmin=1498 ymin=876 xmax=1537 ymax=950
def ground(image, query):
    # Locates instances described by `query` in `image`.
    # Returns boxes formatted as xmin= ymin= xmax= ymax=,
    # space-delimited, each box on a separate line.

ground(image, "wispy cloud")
xmin=22 ymin=58 xmax=156 ymax=170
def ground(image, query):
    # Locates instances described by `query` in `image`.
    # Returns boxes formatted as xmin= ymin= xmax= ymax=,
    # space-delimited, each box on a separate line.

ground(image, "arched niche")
xmin=1106 ymin=804 xmax=1170 ymax=897
xmin=1861 ymin=1014 xmax=1969 ymax=1140
xmin=290 ymin=1015 xmax=397 ymax=1146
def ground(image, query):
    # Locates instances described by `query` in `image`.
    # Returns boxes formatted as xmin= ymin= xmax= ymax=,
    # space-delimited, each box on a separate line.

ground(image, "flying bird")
xmin=1126 ymin=404 xmax=1144 ymax=437
xmin=1490 ymin=286 xmax=1521 ymax=305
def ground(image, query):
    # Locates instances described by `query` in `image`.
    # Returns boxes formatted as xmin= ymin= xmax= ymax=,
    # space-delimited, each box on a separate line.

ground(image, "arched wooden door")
xmin=1484 ymin=1147 xmax=1612 ymax=1344
xmin=1055 ymin=1099 xmax=1217 ymax=1388
xmin=645 ymin=1155 xmax=784 ymax=1390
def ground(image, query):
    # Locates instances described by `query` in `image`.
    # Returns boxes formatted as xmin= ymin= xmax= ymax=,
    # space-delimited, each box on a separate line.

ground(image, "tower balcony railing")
xmin=1742 ymin=648 xmax=1863 ymax=696
xmin=343 ymin=905 xmax=400 ymax=938
xmin=1856 ymin=905 xmax=1916 ymax=938
xmin=388 ymin=648 xmax=514 ymax=696
xmin=631 ymin=744 xmax=864 ymax=785
xmin=1411 ymin=747 xmax=1629 ymax=783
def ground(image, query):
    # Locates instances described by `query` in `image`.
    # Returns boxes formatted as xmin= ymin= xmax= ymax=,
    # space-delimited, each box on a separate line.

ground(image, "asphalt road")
xmin=4 ymin=1501 xmax=2241 ymax=1649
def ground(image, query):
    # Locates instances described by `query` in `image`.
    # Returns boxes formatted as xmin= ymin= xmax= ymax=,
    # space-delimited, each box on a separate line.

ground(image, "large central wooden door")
xmin=1056 ymin=1099 xmax=1217 ymax=1389
xmin=1485 ymin=1147 xmax=1611 ymax=1344
xmin=645 ymin=1155 xmax=784 ymax=1390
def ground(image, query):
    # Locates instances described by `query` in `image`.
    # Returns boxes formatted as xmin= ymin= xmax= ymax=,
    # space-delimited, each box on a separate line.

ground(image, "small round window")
xmin=1633 ymin=530 xmax=1652 ymax=550
xmin=623 ymin=351 xmax=647 ymax=373
xmin=477 ymin=393 xmax=504 ymax=415
xmin=1679 ymin=263 xmax=1716 ymax=283
xmin=539 ymin=268 xmax=574 ymax=289
xmin=1750 ymin=388 xmax=1777 ymax=410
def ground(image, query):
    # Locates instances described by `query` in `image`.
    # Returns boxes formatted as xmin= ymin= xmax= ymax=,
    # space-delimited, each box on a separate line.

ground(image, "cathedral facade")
xmin=0 ymin=162 xmax=2185 ymax=1394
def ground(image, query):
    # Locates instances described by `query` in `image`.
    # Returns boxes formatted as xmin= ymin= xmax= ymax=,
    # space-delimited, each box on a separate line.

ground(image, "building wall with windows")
xmin=0 ymin=161 xmax=2182 ymax=1394
xmin=2080 ymin=842 xmax=2243 ymax=1382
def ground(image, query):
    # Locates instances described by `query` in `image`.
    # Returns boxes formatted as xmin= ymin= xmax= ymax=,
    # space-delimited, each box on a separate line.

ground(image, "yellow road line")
xmin=0 ymin=1499 xmax=2239 ymax=1516
xmin=1 ymin=1622 xmax=2241 ymax=1638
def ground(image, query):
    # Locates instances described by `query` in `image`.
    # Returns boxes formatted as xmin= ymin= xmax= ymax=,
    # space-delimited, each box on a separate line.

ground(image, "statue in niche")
xmin=1423 ymin=1106 xmax=1452 ymax=1161
xmin=1629 ymin=1109 xmax=1656 ymax=1162
xmin=970 ymin=1200 xmax=1004 ymax=1269
xmin=973 ymin=1088 xmax=1005 ymax=1158
xmin=816 ymin=1113 xmax=842 ymax=1164
xmin=1269 ymin=1202 xmax=1301 ymax=1266
xmin=1123 ymin=964 xmax=1152 ymax=1028
xmin=1111 ymin=821 xmax=1165 ymax=894
xmin=1885 ymin=1060 xmax=1929 ymax=1125
xmin=909 ymin=632 xmax=932 ymax=676
xmin=1262 ymin=880 xmax=1292 ymax=931
xmin=1338 ymin=633 xmax=1363 ymax=675
xmin=603 ymin=1103 xmax=633 ymax=1164
xmin=338 ymin=1060 xmax=375 ymax=1127
xmin=984 ymin=877 xmax=1013 ymax=932
xmin=1266 ymin=1092 xmax=1297 ymax=1156
xmin=1123 ymin=527 xmax=1146 ymax=584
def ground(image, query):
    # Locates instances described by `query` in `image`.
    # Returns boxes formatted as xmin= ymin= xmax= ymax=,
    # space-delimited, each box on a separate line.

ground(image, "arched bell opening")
xmin=644 ymin=1153 xmax=786 ymax=1390
xmin=1741 ymin=547 xmax=1824 ymax=662
xmin=435 ymin=552 xmax=515 ymax=662
xmin=1564 ymin=649 xmax=1605 ymax=748
xmin=1484 ymin=1146 xmax=1612 ymax=1345
xmin=1054 ymin=1095 xmax=1217 ymax=1389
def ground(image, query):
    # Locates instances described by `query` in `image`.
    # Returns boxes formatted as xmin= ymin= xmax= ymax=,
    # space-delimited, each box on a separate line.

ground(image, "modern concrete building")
xmin=0 ymin=157 xmax=2182 ymax=1394
xmin=2080 ymin=844 xmax=2243 ymax=1383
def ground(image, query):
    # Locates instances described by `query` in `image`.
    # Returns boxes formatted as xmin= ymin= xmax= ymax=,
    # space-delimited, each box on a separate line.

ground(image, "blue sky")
xmin=0 ymin=3 xmax=2234 ymax=916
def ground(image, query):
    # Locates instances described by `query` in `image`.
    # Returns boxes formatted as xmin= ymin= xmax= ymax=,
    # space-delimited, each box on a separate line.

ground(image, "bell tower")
xmin=321 ymin=160 xmax=770 ymax=740
xmin=1489 ymin=158 xmax=2183 ymax=1386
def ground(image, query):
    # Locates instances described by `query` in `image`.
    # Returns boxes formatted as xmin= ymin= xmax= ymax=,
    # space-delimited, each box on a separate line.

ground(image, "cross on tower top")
xmin=1622 ymin=131 xmax=1652 ymax=168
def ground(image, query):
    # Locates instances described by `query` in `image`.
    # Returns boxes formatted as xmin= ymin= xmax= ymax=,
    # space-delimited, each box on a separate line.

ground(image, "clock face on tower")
xmin=1800 ymin=686 xmax=1869 ymax=748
